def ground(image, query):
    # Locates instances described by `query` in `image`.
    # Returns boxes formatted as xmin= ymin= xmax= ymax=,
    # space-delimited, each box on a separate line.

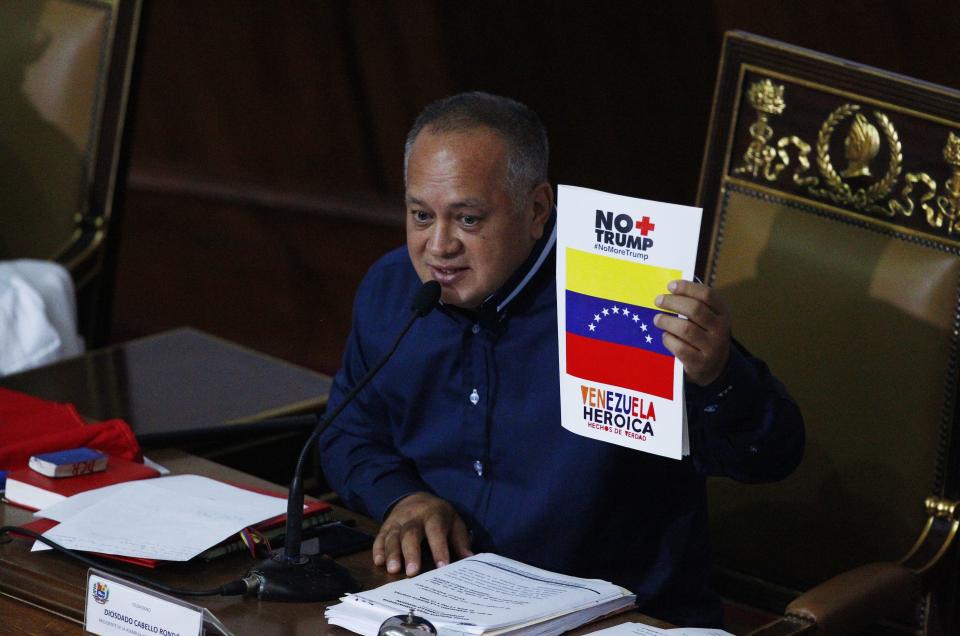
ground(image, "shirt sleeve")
xmin=684 ymin=339 xmax=805 ymax=482
xmin=316 ymin=274 xmax=431 ymax=521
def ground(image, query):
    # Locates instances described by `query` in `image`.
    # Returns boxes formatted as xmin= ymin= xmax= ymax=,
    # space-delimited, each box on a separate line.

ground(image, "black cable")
xmin=0 ymin=526 xmax=248 ymax=597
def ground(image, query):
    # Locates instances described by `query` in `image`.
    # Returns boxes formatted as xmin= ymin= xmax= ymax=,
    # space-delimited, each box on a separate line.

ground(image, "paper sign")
xmin=85 ymin=569 xmax=203 ymax=636
xmin=556 ymin=185 xmax=702 ymax=459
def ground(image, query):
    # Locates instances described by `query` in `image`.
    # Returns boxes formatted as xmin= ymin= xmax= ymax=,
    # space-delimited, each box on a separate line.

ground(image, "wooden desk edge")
xmin=0 ymin=449 xmax=672 ymax=635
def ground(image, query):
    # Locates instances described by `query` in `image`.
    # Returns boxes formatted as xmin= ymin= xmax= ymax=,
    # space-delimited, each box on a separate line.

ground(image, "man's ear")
xmin=528 ymin=182 xmax=554 ymax=241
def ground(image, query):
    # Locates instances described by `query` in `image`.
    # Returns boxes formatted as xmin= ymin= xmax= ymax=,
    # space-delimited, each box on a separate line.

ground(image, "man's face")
xmin=405 ymin=127 xmax=550 ymax=308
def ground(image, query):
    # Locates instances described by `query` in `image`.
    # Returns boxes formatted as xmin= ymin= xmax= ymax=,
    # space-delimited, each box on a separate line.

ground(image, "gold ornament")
xmin=841 ymin=113 xmax=881 ymax=178
xmin=734 ymin=80 xmax=788 ymax=180
xmin=808 ymin=104 xmax=902 ymax=213
xmin=928 ymin=133 xmax=960 ymax=234
xmin=746 ymin=79 xmax=786 ymax=115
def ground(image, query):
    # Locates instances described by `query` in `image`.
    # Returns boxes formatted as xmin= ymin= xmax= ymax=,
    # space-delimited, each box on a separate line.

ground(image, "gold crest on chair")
xmin=730 ymin=73 xmax=960 ymax=239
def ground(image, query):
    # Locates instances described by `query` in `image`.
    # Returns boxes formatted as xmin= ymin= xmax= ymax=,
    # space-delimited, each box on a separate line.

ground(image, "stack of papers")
xmin=29 ymin=475 xmax=287 ymax=561
xmin=325 ymin=553 xmax=635 ymax=636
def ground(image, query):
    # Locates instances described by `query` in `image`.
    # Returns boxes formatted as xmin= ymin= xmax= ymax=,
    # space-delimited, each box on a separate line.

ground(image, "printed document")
xmin=31 ymin=475 xmax=286 ymax=561
xmin=556 ymin=185 xmax=702 ymax=459
xmin=325 ymin=553 xmax=635 ymax=636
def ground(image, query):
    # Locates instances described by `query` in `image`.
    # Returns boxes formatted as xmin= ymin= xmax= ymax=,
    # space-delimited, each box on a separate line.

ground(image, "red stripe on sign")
xmin=566 ymin=332 xmax=674 ymax=400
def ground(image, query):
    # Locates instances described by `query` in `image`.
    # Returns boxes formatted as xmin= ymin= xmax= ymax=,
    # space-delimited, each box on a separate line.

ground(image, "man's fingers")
xmin=372 ymin=529 xmax=387 ymax=566
xmin=423 ymin=514 xmax=452 ymax=567
xmin=400 ymin=523 xmax=424 ymax=576
xmin=662 ymin=330 xmax=704 ymax=362
xmin=372 ymin=492 xmax=473 ymax=576
xmin=655 ymin=313 xmax=708 ymax=351
xmin=656 ymin=281 xmax=732 ymax=386
xmin=450 ymin=517 xmax=474 ymax=558
xmin=666 ymin=280 xmax=727 ymax=313
xmin=655 ymin=294 xmax=718 ymax=330
xmin=382 ymin=526 xmax=404 ymax=574
xmin=657 ymin=281 xmax=730 ymax=330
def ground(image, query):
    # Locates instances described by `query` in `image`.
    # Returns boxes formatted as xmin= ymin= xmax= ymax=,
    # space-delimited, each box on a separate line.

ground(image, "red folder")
xmin=4 ymin=456 xmax=161 ymax=511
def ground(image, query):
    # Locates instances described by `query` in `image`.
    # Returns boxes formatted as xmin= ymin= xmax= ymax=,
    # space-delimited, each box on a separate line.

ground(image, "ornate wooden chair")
xmin=0 ymin=0 xmax=143 ymax=346
xmin=697 ymin=32 xmax=960 ymax=635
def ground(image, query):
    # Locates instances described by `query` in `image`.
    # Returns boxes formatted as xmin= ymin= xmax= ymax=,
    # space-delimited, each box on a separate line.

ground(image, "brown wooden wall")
xmin=110 ymin=0 xmax=960 ymax=374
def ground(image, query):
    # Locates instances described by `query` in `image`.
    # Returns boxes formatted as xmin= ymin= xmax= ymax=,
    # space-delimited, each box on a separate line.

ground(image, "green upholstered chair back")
xmin=698 ymin=32 xmax=960 ymax=634
xmin=0 ymin=0 xmax=142 ymax=344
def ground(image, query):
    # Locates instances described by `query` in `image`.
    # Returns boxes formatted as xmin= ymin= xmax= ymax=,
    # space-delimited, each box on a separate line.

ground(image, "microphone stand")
xmin=244 ymin=281 xmax=441 ymax=601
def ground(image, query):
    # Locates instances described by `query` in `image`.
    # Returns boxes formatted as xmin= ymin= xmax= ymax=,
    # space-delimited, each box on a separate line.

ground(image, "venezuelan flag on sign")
xmin=565 ymin=248 xmax=680 ymax=400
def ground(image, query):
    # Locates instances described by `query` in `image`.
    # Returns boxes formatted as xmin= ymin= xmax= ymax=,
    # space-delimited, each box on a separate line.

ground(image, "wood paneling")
xmin=111 ymin=188 xmax=404 ymax=374
xmin=712 ymin=1 xmax=960 ymax=90
xmin=111 ymin=0 xmax=960 ymax=374
xmin=435 ymin=2 xmax=719 ymax=204
xmin=131 ymin=1 xmax=376 ymax=194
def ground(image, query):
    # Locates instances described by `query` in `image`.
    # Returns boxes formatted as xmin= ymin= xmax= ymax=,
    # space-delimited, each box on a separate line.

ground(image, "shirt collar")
xmin=475 ymin=210 xmax=557 ymax=325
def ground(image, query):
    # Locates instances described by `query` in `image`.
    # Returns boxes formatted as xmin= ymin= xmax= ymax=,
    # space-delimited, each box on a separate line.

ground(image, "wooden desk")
xmin=0 ymin=449 xmax=372 ymax=634
xmin=0 ymin=328 xmax=331 ymax=445
xmin=0 ymin=450 xmax=672 ymax=635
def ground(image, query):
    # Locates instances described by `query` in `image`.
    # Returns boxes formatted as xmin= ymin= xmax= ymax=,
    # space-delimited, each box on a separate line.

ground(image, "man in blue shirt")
xmin=318 ymin=92 xmax=803 ymax=626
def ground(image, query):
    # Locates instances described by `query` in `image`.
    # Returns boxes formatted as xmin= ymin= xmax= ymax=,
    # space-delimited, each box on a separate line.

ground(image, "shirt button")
xmin=704 ymin=404 xmax=719 ymax=413
xmin=471 ymin=324 xmax=480 ymax=334
xmin=473 ymin=460 xmax=484 ymax=476
xmin=748 ymin=445 xmax=759 ymax=454
xmin=469 ymin=389 xmax=479 ymax=405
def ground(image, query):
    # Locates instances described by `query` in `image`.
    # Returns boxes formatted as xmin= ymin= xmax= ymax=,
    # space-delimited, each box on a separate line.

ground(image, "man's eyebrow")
xmin=405 ymin=195 xmax=485 ymax=210
xmin=450 ymin=198 xmax=484 ymax=210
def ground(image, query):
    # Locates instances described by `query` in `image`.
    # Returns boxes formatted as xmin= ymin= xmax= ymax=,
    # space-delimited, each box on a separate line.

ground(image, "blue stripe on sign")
xmin=565 ymin=290 xmax=673 ymax=358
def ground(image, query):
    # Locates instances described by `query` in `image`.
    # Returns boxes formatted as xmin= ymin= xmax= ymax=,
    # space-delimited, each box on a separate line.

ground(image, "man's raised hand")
xmin=653 ymin=280 xmax=732 ymax=386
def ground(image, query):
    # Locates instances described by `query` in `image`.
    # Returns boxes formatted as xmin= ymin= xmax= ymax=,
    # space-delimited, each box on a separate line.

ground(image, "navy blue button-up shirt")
xmin=318 ymin=220 xmax=803 ymax=627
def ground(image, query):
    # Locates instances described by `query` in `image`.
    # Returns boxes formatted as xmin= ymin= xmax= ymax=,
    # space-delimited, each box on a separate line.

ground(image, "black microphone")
xmin=411 ymin=279 xmax=442 ymax=317
xmin=244 ymin=280 xmax=441 ymax=601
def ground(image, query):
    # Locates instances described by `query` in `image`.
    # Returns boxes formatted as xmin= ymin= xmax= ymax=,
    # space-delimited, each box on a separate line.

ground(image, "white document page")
xmin=327 ymin=553 xmax=633 ymax=635
xmin=556 ymin=185 xmax=702 ymax=459
xmin=588 ymin=621 xmax=733 ymax=636
xmin=35 ymin=474 xmax=282 ymax=523
xmin=31 ymin=475 xmax=286 ymax=561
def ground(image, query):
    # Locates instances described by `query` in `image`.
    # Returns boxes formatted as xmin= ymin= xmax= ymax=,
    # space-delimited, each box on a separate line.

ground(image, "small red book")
xmin=4 ymin=456 xmax=160 ymax=511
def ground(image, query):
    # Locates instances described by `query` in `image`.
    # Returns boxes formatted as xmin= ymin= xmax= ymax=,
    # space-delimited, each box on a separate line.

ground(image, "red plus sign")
xmin=635 ymin=216 xmax=656 ymax=236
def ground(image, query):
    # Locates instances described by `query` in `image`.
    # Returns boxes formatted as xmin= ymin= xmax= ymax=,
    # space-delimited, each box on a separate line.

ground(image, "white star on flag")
xmin=612 ymin=306 xmax=620 ymax=314
xmin=602 ymin=308 xmax=609 ymax=316
xmin=593 ymin=314 xmax=601 ymax=322
xmin=632 ymin=314 xmax=639 ymax=323
xmin=623 ymin=308 xmax=630 ymax=317
xmin=588 ymin=323 xmax=596 ymax=332
xmin=640 ymin=323 xmax=648 ymax=332
xmin=645 ymin=334 xmax=653 ymax=343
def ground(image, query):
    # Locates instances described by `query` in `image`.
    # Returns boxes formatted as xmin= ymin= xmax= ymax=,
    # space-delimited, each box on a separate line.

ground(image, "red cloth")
xmin=0 ymin=387 xmax=142 ymax=469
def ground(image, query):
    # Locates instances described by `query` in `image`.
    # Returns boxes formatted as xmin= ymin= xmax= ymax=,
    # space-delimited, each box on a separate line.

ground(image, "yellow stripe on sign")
xmin=566 ymin=247 xmax=680 ymax=310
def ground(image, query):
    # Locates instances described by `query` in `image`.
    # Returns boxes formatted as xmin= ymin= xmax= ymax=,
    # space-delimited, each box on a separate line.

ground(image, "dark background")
xmin=109 ymin=0 xmax=960 ymax=374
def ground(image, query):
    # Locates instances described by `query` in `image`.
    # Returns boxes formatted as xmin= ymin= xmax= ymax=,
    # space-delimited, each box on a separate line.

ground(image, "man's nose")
xmin=427 ymin=221 xmax=461 ymax=256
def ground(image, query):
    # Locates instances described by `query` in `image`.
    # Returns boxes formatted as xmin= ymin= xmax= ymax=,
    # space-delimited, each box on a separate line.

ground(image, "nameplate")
xmin=84 ymin=569 xmax=203 ymax=636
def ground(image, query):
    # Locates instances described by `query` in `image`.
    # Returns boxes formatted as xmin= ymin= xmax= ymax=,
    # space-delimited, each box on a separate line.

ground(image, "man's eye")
xmin=411 ymin=210 xmax=430 ymax=223
xmin=462 ymin=215 xmax=479 ymax=227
